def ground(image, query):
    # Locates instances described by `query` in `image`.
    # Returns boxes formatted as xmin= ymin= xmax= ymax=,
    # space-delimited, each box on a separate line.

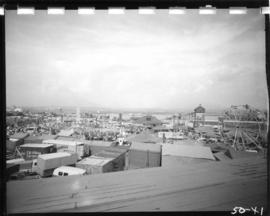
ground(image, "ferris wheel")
xmin=222 ymin=105 xmax=267 ymax=151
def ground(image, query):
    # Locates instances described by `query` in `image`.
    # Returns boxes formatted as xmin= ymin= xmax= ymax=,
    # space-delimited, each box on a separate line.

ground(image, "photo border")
xmin=0 ymin=1 xmax=269 ymax=215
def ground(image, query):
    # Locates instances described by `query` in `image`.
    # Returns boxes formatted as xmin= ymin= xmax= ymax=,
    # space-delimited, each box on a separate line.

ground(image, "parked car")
xmin=53 ymin=166 xmax=86 ymax=177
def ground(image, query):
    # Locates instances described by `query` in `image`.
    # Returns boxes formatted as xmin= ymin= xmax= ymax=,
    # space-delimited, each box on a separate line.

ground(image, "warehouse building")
xmin=76 ymin=156 xmax=115 ymax=175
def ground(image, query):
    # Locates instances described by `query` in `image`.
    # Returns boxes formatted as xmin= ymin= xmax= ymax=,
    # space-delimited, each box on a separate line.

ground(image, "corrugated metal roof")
xmin=76 ymin=156 xmax=113 ymax=166
xmin=162 ymin=144 xmax=215 ymax=160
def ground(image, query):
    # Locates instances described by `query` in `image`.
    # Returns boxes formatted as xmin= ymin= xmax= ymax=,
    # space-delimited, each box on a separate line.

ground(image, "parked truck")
xmin=36 ymin=152 xmax=78 ymax=177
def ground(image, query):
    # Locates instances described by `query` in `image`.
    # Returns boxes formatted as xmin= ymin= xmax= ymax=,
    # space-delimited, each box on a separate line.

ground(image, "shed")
xmin=128 ymin=142 xmax=162 ymax=169
xmin=76 ymin=156 xmax=115 ymax=175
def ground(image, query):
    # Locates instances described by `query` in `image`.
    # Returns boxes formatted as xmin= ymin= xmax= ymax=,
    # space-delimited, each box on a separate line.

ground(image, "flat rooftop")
xmin=38 ymin=152 xmax=72 ymax=160
xmin=20 ymin=144 xmax=54 ymax=148
xmin=43 ymin=139 xmax=84 ymax=146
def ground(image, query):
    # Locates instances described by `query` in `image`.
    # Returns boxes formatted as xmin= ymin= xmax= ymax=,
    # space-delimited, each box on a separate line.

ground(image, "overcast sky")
xmin=5 ymin=9 xmax=268 ymax=111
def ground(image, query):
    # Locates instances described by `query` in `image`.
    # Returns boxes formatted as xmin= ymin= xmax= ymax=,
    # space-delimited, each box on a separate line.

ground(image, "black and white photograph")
xmin=4 ymin=7 xmax=268 ymax=213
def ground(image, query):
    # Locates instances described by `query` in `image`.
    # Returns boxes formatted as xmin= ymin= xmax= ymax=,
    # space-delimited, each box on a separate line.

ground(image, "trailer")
xmin=37 ymin=152 xmax=78 ymax=177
